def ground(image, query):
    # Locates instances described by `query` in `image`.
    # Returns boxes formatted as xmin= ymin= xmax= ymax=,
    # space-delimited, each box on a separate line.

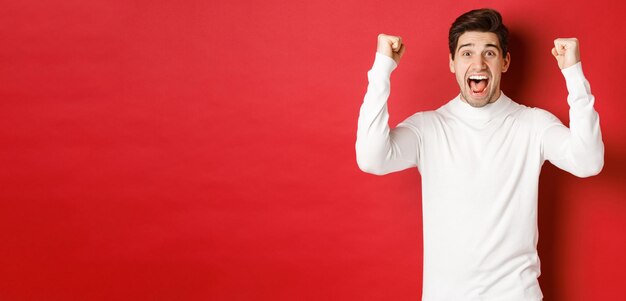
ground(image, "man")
xmin=355 ymin=8 xmax=604 ymax=300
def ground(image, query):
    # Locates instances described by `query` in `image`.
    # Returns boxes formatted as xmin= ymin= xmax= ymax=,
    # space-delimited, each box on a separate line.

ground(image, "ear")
xmin=449 ymin=53 xmax=455 ymax=73
xmin=502 ymin=52 xmax=511 ymax=73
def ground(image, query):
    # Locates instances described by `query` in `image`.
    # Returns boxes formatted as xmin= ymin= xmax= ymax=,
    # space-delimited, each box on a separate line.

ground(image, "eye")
xmin=461 ymin=51 xmax=471 ymax=57
xmin=485 ymin=50 xmax=496 ymax=57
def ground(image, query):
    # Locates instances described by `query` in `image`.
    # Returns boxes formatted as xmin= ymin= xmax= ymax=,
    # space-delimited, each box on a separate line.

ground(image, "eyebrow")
xmin=458 ymin=43 xmax=501 ymax=51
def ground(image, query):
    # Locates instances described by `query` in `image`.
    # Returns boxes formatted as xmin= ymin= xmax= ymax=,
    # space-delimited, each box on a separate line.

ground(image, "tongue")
xmin=470 ymin=80 xmax=487 ymax=92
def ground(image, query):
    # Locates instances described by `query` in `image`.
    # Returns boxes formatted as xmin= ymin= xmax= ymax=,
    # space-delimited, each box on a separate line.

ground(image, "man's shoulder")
xmin=395 ymin=109 xmax=444 ymax=136
xmin=397 ymin=98 xmax=464 ymax=129
xmin=504 ymin=100 xmax=564 ymax=132
xmin=400 ymin=108 xmax=445 ymax=124
xmin=509 ymin=102 xmax=561 ymax=122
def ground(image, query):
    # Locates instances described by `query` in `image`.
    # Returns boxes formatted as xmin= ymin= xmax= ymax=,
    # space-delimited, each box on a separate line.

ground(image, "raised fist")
xmin=551 ymin=38 xmax=581 ymax=70
xmin=377 ymin=33 xmax=406 ymax=65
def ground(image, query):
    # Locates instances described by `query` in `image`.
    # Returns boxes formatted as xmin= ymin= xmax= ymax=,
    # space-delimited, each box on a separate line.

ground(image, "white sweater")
xmin=356 ymin=53 xmax=604 ymax=301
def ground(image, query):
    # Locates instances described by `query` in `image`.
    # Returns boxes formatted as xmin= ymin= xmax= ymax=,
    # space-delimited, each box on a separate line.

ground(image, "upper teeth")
xmin=469 ymin=75 xmax=488 ymax=80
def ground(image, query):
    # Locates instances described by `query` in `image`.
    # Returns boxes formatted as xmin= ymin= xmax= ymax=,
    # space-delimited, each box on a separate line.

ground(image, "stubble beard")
xmin=460 ymin=81 xmax=501 ymax=108
xmin=461 ymin=91 xmax=498 ymax=108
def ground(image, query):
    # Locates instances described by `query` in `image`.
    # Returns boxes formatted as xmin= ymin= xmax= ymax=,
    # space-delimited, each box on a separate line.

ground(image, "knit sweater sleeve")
xmin=355 ymin=53 xmax=419 ymax=175
xmin=541 ymin=62 xmax=605 ymax=177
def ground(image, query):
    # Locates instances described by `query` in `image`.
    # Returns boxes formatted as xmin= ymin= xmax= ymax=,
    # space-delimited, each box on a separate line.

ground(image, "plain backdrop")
xmin=1 ymin=0 xmax=625 ymax=300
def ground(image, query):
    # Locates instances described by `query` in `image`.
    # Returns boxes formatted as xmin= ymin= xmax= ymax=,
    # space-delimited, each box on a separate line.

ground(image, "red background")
xmin=1 ymin=0 xmax=625 ymax=300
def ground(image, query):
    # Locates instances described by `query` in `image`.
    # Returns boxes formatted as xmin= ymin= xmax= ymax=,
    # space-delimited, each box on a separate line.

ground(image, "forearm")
xmin=355 ymin=53 xmax=417 ymax=175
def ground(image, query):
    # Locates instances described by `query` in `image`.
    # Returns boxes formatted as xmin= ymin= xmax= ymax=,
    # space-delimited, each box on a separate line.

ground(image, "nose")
xmin=471 ymin=55 xmax=487 ymax=69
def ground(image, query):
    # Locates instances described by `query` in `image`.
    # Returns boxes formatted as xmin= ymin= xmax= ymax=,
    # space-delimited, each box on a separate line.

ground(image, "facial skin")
xmin=449 ymin=31 xmax=511 ymax=108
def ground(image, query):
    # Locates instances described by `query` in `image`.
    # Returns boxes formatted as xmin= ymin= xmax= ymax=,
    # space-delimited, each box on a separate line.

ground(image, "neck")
xmin=450 ymin=92 xmax=510 ymax=122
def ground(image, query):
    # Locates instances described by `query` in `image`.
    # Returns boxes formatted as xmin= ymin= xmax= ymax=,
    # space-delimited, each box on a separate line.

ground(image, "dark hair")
xmin=448 ymin=8 xmax=509 ymax=59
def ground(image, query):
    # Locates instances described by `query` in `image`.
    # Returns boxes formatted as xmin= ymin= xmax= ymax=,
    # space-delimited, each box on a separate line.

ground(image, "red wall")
xmin=1 ymin=0 xmax=625 ymax=300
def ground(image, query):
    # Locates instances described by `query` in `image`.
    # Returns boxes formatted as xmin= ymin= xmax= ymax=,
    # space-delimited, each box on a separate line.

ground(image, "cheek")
xmin=456 ymin=73 xmax=467 ymax=88
xmin=452 ymin=61 xmax=465 ymax=72
xmin=490 ymin=61 xmax=503 ymax=73
xmin=454 ymin=64 xmax=468 ymax=83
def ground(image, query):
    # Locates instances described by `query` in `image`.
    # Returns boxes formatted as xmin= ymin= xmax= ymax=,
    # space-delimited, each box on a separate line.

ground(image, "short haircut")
xmin=448 ymin=8 xmax=509 ymax=59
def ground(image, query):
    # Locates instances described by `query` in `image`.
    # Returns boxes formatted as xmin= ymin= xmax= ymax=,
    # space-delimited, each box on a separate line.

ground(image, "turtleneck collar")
xmin=444 ymin=92 xmax=513 ymax=122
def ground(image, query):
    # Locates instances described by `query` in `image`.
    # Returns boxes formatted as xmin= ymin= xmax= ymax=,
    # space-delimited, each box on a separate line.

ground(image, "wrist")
xmin=372 ymin=52 xmax=397 ymax=75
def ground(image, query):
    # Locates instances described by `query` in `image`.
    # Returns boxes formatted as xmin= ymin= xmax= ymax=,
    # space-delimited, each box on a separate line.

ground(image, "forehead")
xmin=456 ymin=31 xmax=500 ymax=50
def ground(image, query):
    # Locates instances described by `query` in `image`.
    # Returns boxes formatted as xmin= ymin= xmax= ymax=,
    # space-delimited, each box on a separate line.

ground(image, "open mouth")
xmin=467 ymin=75 xmax=489 ymax=96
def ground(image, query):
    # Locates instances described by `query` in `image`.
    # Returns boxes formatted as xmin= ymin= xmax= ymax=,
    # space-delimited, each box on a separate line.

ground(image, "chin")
xmin=467 ymin=101 xmax=490 ymax=108
xmin=461 ymin=93 xmax=493 ymax=108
